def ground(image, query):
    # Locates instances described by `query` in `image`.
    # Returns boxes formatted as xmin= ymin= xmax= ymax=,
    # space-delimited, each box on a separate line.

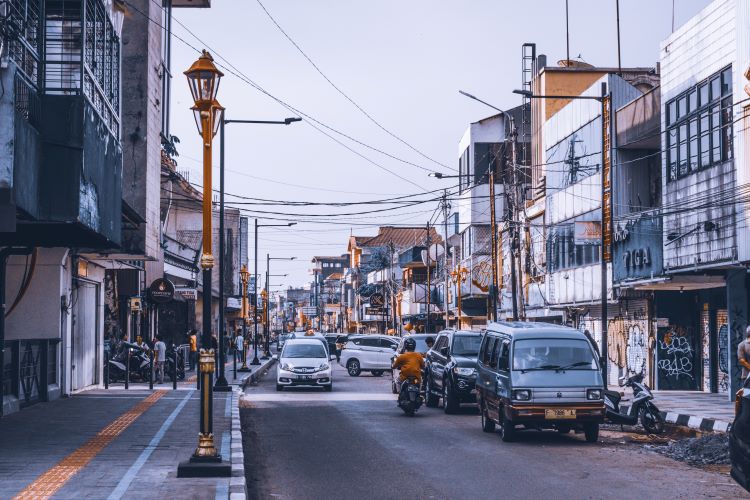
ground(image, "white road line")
xmin=242 ymin=392 xmax=396 ymax=402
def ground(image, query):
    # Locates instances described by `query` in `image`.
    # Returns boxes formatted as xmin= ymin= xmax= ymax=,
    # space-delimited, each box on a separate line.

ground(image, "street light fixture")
xmin=513 ymin=85 xmax=610 ymax=386
xmin=265 ymin=256 xmax=296 ymax=358
xmin=237 ymin=266 xmax=251 ymax=372
xmin=215 ymin=116 xmax=300 ymax=388
xmin=178 ymin=50 xmax=230 ymax=478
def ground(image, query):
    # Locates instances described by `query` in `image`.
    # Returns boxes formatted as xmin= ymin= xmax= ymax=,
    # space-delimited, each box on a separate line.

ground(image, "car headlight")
xmin=317 ymin=363 xmax=330 ymax=372
xmin=587 ymin=389 xmax=602 ymax=400
xmin=453 ymin=367 xmax=476 ymax=377
xmin=280 ymin=363 xmax=292 ymax=371
xmin=513 ymin=389 xmax=531 ymax=401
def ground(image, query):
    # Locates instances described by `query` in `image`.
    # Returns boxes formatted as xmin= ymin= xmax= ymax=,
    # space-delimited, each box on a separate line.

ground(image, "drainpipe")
xmin=0 ymin=247 xmax=33 ymax=417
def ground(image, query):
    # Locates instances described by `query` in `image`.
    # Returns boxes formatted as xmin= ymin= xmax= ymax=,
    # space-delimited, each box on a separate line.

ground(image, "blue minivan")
xmin=476 ymin=322 xmax=605 ymax=443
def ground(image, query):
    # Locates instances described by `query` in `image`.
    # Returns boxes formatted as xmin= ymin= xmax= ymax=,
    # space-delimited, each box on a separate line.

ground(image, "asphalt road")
xmin=241 ymin=364 xmax=746 ymax=500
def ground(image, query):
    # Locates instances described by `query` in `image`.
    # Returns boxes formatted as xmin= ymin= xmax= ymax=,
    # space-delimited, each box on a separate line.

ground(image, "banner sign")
xmin=574 ymin=221 xmax=602 ymax=246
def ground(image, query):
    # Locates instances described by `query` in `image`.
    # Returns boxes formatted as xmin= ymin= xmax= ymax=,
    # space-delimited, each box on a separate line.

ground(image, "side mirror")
xmin=390 ymin=344 xmax=398 ymax=351
xmin=440 ymin=346 xmax=449 ymax=357
xmin=272 ymin=354 xmax=278 ymax=361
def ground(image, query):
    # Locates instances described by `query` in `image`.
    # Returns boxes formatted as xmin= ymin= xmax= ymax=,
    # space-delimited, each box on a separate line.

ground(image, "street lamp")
xmin=237 ymin=265 xmax=251 ymax=372
xmin=513 ymin=85 xmax=610 ymax=386
xmin=265 ymin=255 xmax=296 ymax=358
xmin=178 ymin=50 xmax=229 ymax=477
xmin=215 ymin=114 xmax=300 ymax=391
xmin=250 ymin=221 xmax=296 ymax=365
xmin=450 ymin=265 xmax=469 ymax=328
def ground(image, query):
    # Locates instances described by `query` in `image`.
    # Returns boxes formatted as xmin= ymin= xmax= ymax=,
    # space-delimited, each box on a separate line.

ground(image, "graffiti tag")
xmin=657 ymin=333 xmax=694 ymax=380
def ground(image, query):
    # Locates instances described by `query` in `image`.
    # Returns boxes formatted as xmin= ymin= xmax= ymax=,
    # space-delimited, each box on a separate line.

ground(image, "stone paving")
xmin=0 ymin=355 xmax=271 ymax=500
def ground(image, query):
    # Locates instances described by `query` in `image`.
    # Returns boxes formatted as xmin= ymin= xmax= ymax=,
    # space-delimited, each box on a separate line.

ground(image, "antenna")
xmin=565 ymin=0 xmax=570 ymax=65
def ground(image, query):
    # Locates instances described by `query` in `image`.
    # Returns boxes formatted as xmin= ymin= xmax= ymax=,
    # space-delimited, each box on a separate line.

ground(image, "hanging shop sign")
xmin=574 ymin=221 xmax=602 ymax=245
xmin=175 ymin=287 xmax=197 ymax=300
xmin=149 ymin=278 xmax=175 ymax=304
xmin=369 ymin=293 xmax=385 ymax=307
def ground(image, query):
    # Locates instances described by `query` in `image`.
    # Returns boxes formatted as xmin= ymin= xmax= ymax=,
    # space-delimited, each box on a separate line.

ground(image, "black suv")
xmin=424 ymin=330 xmax=482 ymax=413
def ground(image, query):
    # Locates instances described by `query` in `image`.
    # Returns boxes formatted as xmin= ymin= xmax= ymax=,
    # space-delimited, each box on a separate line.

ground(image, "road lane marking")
xmin=242 ymin=392 xmax=396 ymax=402
xmin=107 ymin=390 xmax=193 ymax=500
xmin=13 ymin=391 xmax=166 ymax=500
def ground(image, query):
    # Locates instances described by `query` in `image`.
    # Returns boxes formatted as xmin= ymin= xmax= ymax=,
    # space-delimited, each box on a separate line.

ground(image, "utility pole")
xmin=508 ymin=117 xmax=520 ymax=321
xmin=488 ymin=153 xmax=499 ymax=323
xmin=442 ymin=190 xmax=450 ymax=328
xmin=425 ymin=222 xmax=431 ymax=332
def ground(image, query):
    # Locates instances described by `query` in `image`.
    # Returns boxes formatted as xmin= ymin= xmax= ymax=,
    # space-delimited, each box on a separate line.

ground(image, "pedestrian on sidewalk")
xmin=154 ymin=335 xmax=166 ymax=384
xmin=188 ymin=329 xmax=197 ymax=371
xmin=738 ymin=327 xmax=750 ymax=379
xmin=212 ymin=333 xmax=219 ymax=372
xmin=235 ymin=332 xmax=245 ymax=363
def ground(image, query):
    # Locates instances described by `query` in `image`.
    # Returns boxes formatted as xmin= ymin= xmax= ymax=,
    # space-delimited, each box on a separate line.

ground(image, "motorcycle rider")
xmin=393 ymin=337 xmax=424 ymax=386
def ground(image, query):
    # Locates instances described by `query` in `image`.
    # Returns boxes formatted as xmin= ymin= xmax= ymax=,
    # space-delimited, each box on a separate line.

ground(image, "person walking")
xmin=188 ymin=329 xmax=197 ymax=371
xmin=235 ymin=331 xmax=245 ymax=363
xmin=154 ymin=335 xmax=166 ymax=384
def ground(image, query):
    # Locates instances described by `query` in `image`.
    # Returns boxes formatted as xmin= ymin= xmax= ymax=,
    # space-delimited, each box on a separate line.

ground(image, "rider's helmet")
xmin=404 ymin=337 xmax=417 ymax=352
xmin=425 ymin=336 xmax=435 ymax=347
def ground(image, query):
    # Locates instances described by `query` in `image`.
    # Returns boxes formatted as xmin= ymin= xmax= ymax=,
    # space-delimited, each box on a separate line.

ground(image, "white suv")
xmin=339 ymin=335 xmax=398 ymax=377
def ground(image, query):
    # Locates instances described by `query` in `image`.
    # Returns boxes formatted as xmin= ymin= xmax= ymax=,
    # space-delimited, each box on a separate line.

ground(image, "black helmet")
xmin=425 ymin=336 xmax=435 ymax=346
xmin=404 ymin=337 xmax=416 ymax=351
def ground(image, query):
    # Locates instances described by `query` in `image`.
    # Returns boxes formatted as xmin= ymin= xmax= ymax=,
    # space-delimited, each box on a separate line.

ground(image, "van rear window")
xmin=513 ymin=339 xmax=597 ymax=371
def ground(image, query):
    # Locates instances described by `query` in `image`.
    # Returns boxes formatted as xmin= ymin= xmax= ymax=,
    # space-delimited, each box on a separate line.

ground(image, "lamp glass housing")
xmin=184 ymin=50 xmax=224 ymax=103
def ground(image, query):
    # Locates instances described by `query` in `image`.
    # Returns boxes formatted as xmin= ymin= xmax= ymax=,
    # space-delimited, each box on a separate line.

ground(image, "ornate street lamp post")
xmin=450 ymin=265 xmax=469 ymax=329
xmin=238 ymin=265 xmax=250 ymax=371
xmin=178 ymin=50 xmax=229 ymax=477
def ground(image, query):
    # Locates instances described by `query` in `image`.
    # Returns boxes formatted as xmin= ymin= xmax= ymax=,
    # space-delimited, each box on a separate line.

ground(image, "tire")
xmin=425 ymin=377 xmax=440 ymax=408
xmin=640 ymin=403 xmax=665 ymax=434
xmin=371 ymin=370 xmax=384 ymax=377
xmin=324 ymin=384 xmax=333 ymax=392
xmin=276 ymin=384 xmax=283 ymax=392
xmin=443 ymin=379 xmax=459 ymax=414
xmin=391 ymin=378 xmax=399 ymax=394
xmin=481 ymin=400 xmax=496 ymax=433
xmin=584 ymin=423 xmax=599 ymax=443
xmin=499 ymin=411 xmax=516 ymax=442
xmin=347 ymin=359 xmax=361 ymax=377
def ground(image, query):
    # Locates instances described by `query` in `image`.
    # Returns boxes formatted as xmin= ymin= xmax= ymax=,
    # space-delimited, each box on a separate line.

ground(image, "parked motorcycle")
xmin=107 ymin=342 xmax=151 ymax=383
xmin=166 ymin=345 xmax=186 ymax=381
xmin=398 ymin=376 xmax=423 ymax=416
xmin=604 ymin=372 xmax=665 ymax=434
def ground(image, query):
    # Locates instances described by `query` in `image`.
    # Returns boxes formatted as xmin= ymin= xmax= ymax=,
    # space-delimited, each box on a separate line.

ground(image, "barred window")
xmin=666 ymin=66 xmax=733 ymax=181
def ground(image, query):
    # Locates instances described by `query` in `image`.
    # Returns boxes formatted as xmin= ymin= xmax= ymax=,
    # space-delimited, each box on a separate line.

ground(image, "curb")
xmin=229 ymin=388 xmax=246 ymax=499
xmin=621 ymin=404 xmax=733 ymax=433
xmin=240 ymin=357 xmax=276 ymax=389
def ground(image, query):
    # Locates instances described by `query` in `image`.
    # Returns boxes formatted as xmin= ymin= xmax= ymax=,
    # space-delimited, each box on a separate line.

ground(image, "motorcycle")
xmin=166 ymin=345 xmax=186 ymax=381
xmin=107 ymin=342 xmax=150 ymax=382
xmin=398 ymin=376 xmax=423 ymax=416
xmin=604 ymin=372 xmax=665 ymax=434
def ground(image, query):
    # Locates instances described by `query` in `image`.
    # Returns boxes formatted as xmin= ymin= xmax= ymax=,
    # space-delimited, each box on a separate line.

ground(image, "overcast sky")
xmin=168 ymin=0 xmax=712 ymax=288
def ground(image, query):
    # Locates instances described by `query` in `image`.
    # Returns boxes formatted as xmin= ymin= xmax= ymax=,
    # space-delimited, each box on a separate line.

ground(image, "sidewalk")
xmin=618 ymin=388 xmax=735 ymax=433
xmin=0 ymin=357 xmax=273 ymax=499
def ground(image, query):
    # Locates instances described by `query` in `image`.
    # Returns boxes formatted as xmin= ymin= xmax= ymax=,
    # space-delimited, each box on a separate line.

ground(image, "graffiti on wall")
xmin=607 ymin=315 xmax=649 ymax=377
xmin=718 ymin=323 xmax=729 ymax=392
xmin=656 ymin=326 xmax=697 ymax=389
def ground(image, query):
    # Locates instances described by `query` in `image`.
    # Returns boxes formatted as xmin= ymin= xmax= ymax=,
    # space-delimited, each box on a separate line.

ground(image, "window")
xmin=435 ymin=336 xmax=448 ymax=351
xmin=512 ymin=339 xmax=598 ymax=371
xmin=497 ymin=340 xmax=510 ymax=371
xmin=666 ymin=66 xmax=733 ymax=181
xmin=489 ymin=338 xmax=501 ymax=367
xmin=452 ymin=335 xmax=482 ymax=356
xmin=545 ymin=117 xmax=602 ymax=189
xmin=546 ymin=218 xmax=601 ymax=273
xmin=379 ymin=338 xmax=397 ymax=349
xmin=481 ymin=336 xmax=496 ymax=366
xmin=474 ymin=143 xmax=504 ymax=185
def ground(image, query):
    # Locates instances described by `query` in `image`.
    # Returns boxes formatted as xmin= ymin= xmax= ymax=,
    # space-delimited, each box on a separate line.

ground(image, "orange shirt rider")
xmin=393 ymin=351 xmax=425 ymax=383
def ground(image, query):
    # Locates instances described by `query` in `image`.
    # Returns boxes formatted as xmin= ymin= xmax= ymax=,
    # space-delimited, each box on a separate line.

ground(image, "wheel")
xmin=425 ymin=377 xmax=440 ymax=408
xmin=640 ymin=404 xmax=665 ymax=434
xmin=443 ymin=379 xmax=459 ymax=414
xmin=276 ymin=384 xmax=283 ymax=392
xmin=584 ymin=423 xmax=599 ymax=443
xmin=499 ymin=412 xmax=516 ymax=442
xmin=324 ymin=384 xmax=333 ymax=392
xmin=347 ymin=359 xmax=361 ymax=377
xmin=481 ymin=400 xmax=496 ymax=433
xmin=371 ymin=370 xmax=384 ymax=377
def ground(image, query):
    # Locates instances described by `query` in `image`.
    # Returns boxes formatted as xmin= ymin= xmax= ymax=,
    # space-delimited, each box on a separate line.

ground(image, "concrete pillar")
xmin=726 ymin=269 xmax=747 ymax=399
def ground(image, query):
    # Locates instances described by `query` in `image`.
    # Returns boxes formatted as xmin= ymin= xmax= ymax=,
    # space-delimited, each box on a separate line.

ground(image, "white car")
xmin=339 ymin=335 xmax=399 ymax=377
xmin=276 ymin=338 xmax=333 ymax=391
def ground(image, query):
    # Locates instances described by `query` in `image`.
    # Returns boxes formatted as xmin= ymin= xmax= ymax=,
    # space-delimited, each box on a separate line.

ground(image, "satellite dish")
xmin=421 ymin=243 xmax=443 ymax=265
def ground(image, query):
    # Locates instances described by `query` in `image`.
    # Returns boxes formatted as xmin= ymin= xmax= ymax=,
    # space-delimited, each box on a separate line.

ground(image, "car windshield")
xmin=283 ymin=343 xmax=327 ymax=359
xmin=404 ymin=337 xmax=429 ymax=353
xmin=512 ymin=338 xmax=598 ymax=371
xmin=452 ymin=335 xmax=482 ymax=356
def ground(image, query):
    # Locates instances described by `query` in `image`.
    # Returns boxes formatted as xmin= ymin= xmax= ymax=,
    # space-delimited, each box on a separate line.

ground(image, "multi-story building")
xmin=310 ymin=255 xmax=348 ymax=332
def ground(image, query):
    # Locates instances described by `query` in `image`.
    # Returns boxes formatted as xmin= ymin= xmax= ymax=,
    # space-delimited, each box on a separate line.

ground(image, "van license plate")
xmin=545 ymin=408 xmax=576 ymax=419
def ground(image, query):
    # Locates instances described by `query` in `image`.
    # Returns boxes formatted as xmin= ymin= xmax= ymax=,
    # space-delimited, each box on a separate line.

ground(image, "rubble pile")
xmin=652 ymin=433 xmax=730 ymax=465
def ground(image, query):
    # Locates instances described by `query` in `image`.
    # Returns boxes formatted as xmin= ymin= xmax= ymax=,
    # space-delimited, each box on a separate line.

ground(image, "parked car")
xmin=324 ymin=333 xmax=341 ymax=360
xmin=339 ymin=335 xmax=398 ymax=376
xmin=391 ymin=334 xmax=436 ymax=394
xmin=275 ymin=338 xmax=333 ymax=391
xmin=476 ymin=322 xmax=605 ymax=443
xmin=423 ymin=330 xmax=482 ymax=412
xmin=730 ymin=375 xmax=750 ymax=492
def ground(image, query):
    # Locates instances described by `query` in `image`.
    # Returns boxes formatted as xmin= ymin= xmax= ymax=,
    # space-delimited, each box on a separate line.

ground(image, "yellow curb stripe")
xmin=13 ymin=391 xmax=166 ymax=500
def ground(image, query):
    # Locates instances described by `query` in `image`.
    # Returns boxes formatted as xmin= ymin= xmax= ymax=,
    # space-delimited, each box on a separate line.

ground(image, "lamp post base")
xmin=237 ymin=366 xmax=252 ymax=372
xmin=250 ymin=356 xmax=261 ymax=366
xmin=214 ymin=375 xmax=231 ymax=391
xmin=177 ymin=456 xmax=231 ymax=478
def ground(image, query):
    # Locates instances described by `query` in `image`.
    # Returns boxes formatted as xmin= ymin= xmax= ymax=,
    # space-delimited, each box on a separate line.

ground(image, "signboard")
xmin=129 ymin=297 xmax=142 ymax=312
xmin=301 ymin=306 xmax=318 ymax=316
xmin=369 ymin=293 xmax=385 ymax=307
xmin=574 ymin=221 xmax=602 ymax=246
xmin=226 ymin=297 xmax=241 ymax=310
xmin=149 ymin=278 xmax=175 ymax=304
xmin=175 ymin=287 xmax=197 ymax=300
xmin=365 ymin=307 xmax=385 ymax=316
